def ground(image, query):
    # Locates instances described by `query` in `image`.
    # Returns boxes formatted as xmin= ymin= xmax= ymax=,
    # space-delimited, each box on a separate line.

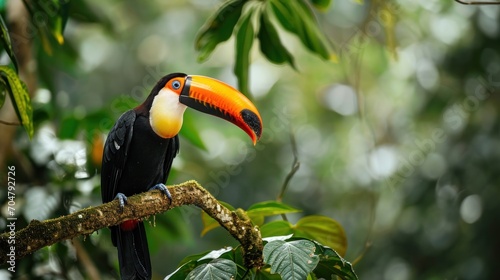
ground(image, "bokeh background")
xmin=1 ymin=0 xmax=499 ymax=279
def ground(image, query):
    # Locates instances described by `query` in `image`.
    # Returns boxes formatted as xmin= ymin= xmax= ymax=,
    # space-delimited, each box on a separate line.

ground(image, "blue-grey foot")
xmin=114 ymin=193 xmax=128 ymax=212
xmin=149 ymin=183 xmax=172 ymax=203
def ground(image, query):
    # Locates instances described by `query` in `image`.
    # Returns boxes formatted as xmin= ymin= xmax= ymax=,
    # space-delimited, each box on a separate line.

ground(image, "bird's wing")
xmin=162 ymin=134 xmax=180 ymax=184
xmin=101 ymin=110 xmax=136 ymax=203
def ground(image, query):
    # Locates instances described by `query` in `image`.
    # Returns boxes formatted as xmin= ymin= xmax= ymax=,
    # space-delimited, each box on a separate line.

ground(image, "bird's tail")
xmin=112 ymin=221 xmax=151 ymax=280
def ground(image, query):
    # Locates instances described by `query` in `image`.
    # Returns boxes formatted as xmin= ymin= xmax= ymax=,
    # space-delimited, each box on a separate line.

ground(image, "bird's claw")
xmin=149 ymin=183 xmax=172 ymax=204
xmin=114 ymin=193 xmax=128 ymax=213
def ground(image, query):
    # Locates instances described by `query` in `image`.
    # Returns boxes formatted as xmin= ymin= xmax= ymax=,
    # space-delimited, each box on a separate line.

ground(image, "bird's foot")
xmin=114 ymin=193 xmax=128 ymax=212
xmin=149 ymin=183 xmax=172 ymax=204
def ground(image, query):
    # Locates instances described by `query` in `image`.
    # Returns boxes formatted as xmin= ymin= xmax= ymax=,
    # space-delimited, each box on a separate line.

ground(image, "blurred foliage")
xmin=196 ymin=0 xmax=334 ymax=95
xmin=0 ymin=0 xmax=499 ymax=279
xmin=167 ymin=236 xmax=356 ymax=280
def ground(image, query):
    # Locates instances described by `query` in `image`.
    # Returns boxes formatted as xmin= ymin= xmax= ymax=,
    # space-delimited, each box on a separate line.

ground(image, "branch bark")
xmin=0 ymin=180 xmax=264 ymax=269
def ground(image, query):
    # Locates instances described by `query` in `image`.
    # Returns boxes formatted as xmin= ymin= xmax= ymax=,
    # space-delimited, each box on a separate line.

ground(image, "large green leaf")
xmin=261 ymin=215 xmax=347 ymax=256
xmin=234 ymin=8 xmax=255 ymax=96
xmin=167 ymin=249 xmax=234 ymax=279
xmin=262 ymin=236 xmax=358 ymax=280
xmin=268 ymin=0 xmax=296 ymax=33
xmin=263 ymin=239 xmax=319 ymax=280
xmin=0 ymin=15 xmax=19 ymax=71
xmin=195 ymin=0 xmax=245 ymax=62
xmin=178 ymin=250 xmax=213 ymax=267
xmin=313 ymin=242 xmax=358 ymax=280
xmin=269 ymin=0 xmax=331 ymax=60
xmin=257 ymin=8 xmax=296 ymax=69
xmin=294 ymin=215 xmax=347 ymax=257
xmin=186 ymin=259 xmax=237 ymax=280
xmin=165 ymin=259 xmax=198 ymax=280
xmin=247 ymin=201 xmax=301 ymax=226
xmin=260 ymin=220 xmax=294 ymax=237
xmin=170 ymin=247 xmax=251 ymax=280
xmin=296 ymin=0 xmax=315 ymax=19
xmin=0 ymin=66 xmax=33 ymax=138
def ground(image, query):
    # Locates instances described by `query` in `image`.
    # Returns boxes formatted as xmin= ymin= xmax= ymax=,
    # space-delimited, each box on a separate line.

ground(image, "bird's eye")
xmin=172 ymin=80 xmax=181 ymax=90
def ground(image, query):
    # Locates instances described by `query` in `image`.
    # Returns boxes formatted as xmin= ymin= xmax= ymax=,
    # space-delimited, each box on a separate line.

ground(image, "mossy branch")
xmin=0 ymin=180 xmax=263 ymax=268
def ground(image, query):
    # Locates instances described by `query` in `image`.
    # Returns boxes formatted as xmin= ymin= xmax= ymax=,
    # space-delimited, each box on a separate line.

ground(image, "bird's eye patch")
xmin=166 ymin=78 xmax=186 ymax=94
xmin=172 ymin=80 xmax=181 ymax=89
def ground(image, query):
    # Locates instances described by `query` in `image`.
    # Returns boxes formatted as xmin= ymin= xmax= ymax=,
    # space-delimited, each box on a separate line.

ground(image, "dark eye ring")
xmin=172 ymin=80 xmax=181 ymax=90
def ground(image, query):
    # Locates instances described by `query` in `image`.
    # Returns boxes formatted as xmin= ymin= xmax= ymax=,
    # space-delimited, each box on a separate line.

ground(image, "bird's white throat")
xmin=150 ymin=88 xmax=187 ymax=138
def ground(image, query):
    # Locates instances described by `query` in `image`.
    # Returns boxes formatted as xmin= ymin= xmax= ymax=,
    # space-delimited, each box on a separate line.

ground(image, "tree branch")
xmin=0 ymin=180 xmax=263 ymax=268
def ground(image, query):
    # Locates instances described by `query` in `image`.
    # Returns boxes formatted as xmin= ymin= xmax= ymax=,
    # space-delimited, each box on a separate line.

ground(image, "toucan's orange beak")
xmin=179 ymin=75 xmax=262 ymax=145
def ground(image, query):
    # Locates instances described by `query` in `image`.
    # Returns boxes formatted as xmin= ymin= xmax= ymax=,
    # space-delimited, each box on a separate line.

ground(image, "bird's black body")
xmin=101 ymin=110 xmax=179 ymax=203
xmin=101 ymin=92 xmax=179 ymax=279
xmin=101 ymin=73 xmax=262 ymax=279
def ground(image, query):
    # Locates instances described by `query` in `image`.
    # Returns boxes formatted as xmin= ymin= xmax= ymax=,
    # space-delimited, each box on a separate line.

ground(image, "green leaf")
xmin=22 ymin=0 xmax=70 ymax=54
xmin=260 ymin=215 xmax=347 ymax=257
xmin=297 ymin=0 xmax=315 ymax=19
xmin=169 ymin=248 xmax=236 ymax=279
xmin=257 ymin=8 xmax=296 ymax=68
xmin=294 ymin=215 xmax=347 ymax=257
xmin=0 ymin=66 xmax=33 ymax=138
xmin=268 ymin=0 xmax=296 ymax=33
xmin=195 ymin=0 xmax=245 ymax=62
xmin=313 ymin=242 xmax=358 ymax=280
xmin=247 ymin=201 xmax=301 ymax=214
xmin=178 ymin=250 xmax=213 ymax=267
xmin=234 ymin=8 xmax=255 ymax=96
xmin=310 ymin=0 xmax=332 ymax=11
xmin=180 ymin=111 xmax=207 ymax=150
xmin=247 ymin=201 xmax=301 ymax=226
xmin=269 ymin=0 xmax=331 ymax=60
xmin=263 ymin=240 xmax=319 ymax=279
xmin=292 ymin=1 xmax=330 ymax=59
xmin=0 ymin=15 xmax=19 ymax=71
xmin=260 ymin=221 xmax=294 ymax=238
xmin=186 ymin=259 xmax=237 ymax=280
xmin=263 ymin=234 xmax=294 ymax=242
xmin=201 ymin=201 xmax=236 ymax=236
xmin=165 ymin=260 xmax=198 ymax=280
xmin=198 ymin=247 xmax=234 ymax=261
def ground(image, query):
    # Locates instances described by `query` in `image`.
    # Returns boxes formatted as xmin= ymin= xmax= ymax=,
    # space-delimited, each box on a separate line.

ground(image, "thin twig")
xmin=454 ymin=0 xmax=500 ymax=4
xmin=0 ymin=119 xmax=20 ymax=126
xmin=72 ymin=239 xmax=100 ymax=280
xmin=277 ymin=132 xmax=300 ymax=221
xmin=277 ymin=133 xmax=300 ymax=203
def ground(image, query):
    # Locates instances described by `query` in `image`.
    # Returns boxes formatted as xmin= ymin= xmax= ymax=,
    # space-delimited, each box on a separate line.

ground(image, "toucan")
xmin=101 ymin=73 xmax=262 ymax=279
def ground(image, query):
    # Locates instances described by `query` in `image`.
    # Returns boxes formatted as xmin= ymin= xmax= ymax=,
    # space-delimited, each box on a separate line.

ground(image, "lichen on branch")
xmin=0 ymin=180 xmax=263 ymax=268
